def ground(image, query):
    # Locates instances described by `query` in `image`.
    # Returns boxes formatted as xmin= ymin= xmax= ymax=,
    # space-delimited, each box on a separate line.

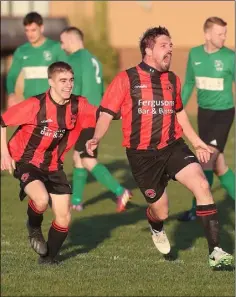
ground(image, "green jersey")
xmin=7 ymin=38 xmax=68 ymax=99
xmin=67 ymin=49 xmax=104 ymax=106
xmin=182 ymin=45 xmax=235 ymax=110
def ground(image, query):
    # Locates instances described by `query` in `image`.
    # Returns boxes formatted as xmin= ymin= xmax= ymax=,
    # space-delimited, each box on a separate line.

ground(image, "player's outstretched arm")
xmin=176 ymin=109 xmax=213 ymax=163
xmin=86 ymin=112 xmax=113 ymax=156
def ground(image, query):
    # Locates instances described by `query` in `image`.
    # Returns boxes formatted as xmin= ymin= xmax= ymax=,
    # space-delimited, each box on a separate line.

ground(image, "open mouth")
xmin=163 ymin=54 xmax=171 ymax=63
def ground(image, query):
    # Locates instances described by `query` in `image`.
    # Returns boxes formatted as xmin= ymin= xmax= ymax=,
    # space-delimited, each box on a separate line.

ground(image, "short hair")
xmin=23 ymin=12 xmax=43 ymax=26
xmin=60 ymin=26 xmax=84 ymax=41
xmin=203 ymin=17 xmax=227 ymax=32
xmin=48 ymin=62 xmax=74 ymax=79
xmin=139 ymin=26 xmax=171 ymax=59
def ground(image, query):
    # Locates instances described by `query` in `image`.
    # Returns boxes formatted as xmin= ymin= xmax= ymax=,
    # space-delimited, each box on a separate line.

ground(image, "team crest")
xmin=166 ymin=83 xmax=173 ymax=93
xmin=214 ymin=60 xmax=224 ymax=71
xmin=21 ymin=173 xmax=29 ymax=183
xmin=43 ymin=50 xmax=52 ymax=61
xmin=145 ymin=189 xmax=156 ymax=199
xmin=71 ymin=115 xmax=77 ymax=124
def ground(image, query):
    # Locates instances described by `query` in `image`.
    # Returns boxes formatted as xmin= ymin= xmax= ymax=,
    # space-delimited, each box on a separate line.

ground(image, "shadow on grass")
xmin=59 ymin=202 xmax=146 ymax=262
xmin=167 ymin=193 xmax=235 ymax=261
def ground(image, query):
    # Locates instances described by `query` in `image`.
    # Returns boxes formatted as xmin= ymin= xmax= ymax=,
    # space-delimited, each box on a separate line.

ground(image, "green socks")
xmin=72 ymin=164 xmax=125 ymax=206
xmin=91 ymin=163 xmax=125 ymax=196
xmin=191 ymin=170 xmax=214 ymax=214
xmin=218 ymin=168 xmax=235 ymax=200
xmin=72 ymin=168 xmax=88 ymax=205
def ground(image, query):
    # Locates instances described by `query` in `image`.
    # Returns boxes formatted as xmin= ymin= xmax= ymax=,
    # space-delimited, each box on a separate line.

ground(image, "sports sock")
xmin=146 ymin=207 xmax=163 ymax=232
xmin=47 ymin=221 xmax=68 ymax=259
xmin=218 ymin=168 xmax=235 ymax=200
xmin=196 ymin=203 xmax=219 ymax=254
xmin=190 ymin=170 xmax=214 ymax=214
xmin=72 ymin=168 xmax=88 ymax=205
xmin=27 ymin=199 xmax=46 ymax=228
xmin=91 ymin=163 xmax=125 ymax=196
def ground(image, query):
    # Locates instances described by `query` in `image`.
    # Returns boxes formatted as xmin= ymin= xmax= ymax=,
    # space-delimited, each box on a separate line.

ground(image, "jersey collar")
xmin=139 ymin=61 xmax=162 ymax=75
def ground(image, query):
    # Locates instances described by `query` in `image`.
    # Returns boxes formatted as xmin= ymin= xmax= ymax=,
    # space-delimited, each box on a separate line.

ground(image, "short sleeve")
xmin=100 ymin=71 xmax=129 ymax=117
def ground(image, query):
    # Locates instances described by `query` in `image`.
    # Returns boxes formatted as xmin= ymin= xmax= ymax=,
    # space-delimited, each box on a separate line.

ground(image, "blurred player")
xmin=178 ymin=17 xmax=235 ymax=222
xmin=60 ymin=27 xmax=132 ymax=212
xmin=1 ymin=62 xmax=97 ymax=264
xmin=86 ymin=27 xmax=234 ymax=269
xmin=6 ymin=12 xmax=67 ymax=107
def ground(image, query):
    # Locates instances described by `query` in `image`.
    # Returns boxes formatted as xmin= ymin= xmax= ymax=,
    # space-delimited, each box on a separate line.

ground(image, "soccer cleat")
xmin=38 ymin=255 xmax=59 ymax=265
xmin=71 ymin=203 xmax=83 ymax=212
xmin=178 ymin=210 xmax=196 ymax=222
xmin=26 ymin=220 xmax=47 ymax=256
xmin=116 ymin=189 xmax=132 ymax=212
xmin=209 ymin=247 xmax=234 ymax=269
xmin=150 ymin=225 xmax=171 ymax=254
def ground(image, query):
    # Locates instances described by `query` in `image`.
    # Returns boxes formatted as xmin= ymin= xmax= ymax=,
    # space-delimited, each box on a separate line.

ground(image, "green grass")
xmin=1 ymin=117 xmax=235 ymax=296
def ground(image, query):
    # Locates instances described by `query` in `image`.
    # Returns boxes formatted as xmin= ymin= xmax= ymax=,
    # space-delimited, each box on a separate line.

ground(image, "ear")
xmin=145 ymin=47 xmax=152 ymax=57
xmin=40 ymin=24 xmax=45 ymax=34
xmin=48 ymin=78 xmax=53 ymax=88
xmin=204 ymin=28 xmax=211 ymax=41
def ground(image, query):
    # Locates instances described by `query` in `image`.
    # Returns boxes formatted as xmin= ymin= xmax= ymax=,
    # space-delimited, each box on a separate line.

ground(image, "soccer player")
xmin=1 ymin=61 xmax=97 ymax=264
xmin=6 ymin=12 xmax=67 ymax=107
xmin=178 ymin=17 xmax=235 ymax=222
xmin=86 ymin=27 xmax=234 ymax=269
xmin=60 ymin=27 xmax=132 ymax=212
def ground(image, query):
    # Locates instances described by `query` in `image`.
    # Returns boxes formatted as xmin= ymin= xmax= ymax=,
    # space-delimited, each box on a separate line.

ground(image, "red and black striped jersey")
xmin=100 ymin=62 xmax=183 ymax=150
xmin=1 ymin=90 xmax=97 ymax=171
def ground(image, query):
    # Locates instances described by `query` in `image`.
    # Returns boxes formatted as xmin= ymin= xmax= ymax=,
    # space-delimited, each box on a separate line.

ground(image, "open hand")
xmin=193 ymin=140 xmax=214 ymax=163
xmin=1 ymin=152 xmax=16 ymax=174
xmin=86 ymin=138 xmax=99 ymax=156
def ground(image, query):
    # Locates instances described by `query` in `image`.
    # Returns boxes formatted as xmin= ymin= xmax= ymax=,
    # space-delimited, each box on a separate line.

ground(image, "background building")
xmin=1 ymin=1 xmax=235 ymax=112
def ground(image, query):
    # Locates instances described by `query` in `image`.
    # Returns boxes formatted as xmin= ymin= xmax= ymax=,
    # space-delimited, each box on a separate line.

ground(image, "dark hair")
xmin=60 ymin=26 xmax=84 ymax=41
xmin=203 ymin=17 xmax=227 ymax=32
xmin=23 ymin=12 xmax=43 ymax=26
xmin=139 ymin=26 xmax=171 ymax=58
xmin=48 ymin=62 xmax=74 ymax=79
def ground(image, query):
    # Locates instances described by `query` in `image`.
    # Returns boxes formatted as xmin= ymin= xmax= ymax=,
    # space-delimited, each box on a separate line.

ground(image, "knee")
xmin=33 ymin=195 xmax=49 ymax=211
xmin=55 ymin=211 xmax=71 ymax=228
xmin=81 ymin=157 xmax=97 ymax=171
xmin=149 ymin=206 xmax=168 ymax=221
xmin=156 ymin=212 xmax=168 ymax=221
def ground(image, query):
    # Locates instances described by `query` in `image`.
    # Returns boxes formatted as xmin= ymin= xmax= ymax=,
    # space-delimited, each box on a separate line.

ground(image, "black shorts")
xmin=13 ymin=162 xmax=72 ymax=201
xmin=198 ymin=107 xmax=235 ymax=152
xmin=74 ymin=127 xmax=98 ymax=158
xmin=126 ymin=138 xmax=199 ymax=203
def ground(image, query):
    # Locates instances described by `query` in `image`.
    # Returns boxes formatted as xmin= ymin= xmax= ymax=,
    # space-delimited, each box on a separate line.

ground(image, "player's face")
xmin=60 ymin=33 xmax=72 ymax=54
xmin=206 ymin=24 xmax=227 ymax=49
xmin=50 ymin=71 xmax=74 ymax=100
xmin=24 ymin=23 xmax=44 ymax=44
xmin=147 ymin=35 xmax=173 ymax=72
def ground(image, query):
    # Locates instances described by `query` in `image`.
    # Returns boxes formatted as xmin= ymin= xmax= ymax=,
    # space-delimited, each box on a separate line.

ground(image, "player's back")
xmin=68 ymin=49 xmax=104 ymax=106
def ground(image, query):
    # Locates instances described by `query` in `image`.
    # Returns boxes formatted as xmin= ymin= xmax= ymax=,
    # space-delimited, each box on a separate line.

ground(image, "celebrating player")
xmin=1 ymin=61 xmax=97 ymax=264
xmin=86 ymin=27 xmax=234 ymax=269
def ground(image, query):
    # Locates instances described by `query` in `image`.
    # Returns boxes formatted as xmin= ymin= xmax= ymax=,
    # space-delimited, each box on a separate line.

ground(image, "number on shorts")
xmin=91 ymin=58 xmax=101 ymax=84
